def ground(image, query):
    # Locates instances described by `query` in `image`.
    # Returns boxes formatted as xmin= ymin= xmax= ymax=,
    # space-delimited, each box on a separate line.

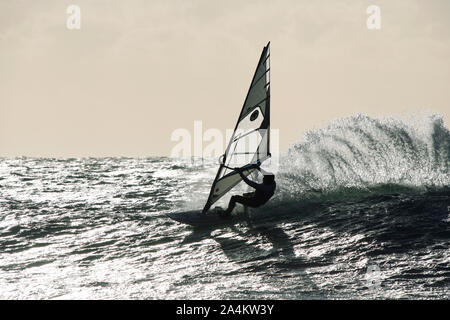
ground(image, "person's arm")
xmin=235 ymin=168 xmax=263 ymax=191
xmin=253 ymin=164 xmax=261 ymax=172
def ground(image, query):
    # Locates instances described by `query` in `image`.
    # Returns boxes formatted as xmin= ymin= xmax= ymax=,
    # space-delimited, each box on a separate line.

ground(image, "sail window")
xmin=250 ymin=110 xmax=259 ymax=121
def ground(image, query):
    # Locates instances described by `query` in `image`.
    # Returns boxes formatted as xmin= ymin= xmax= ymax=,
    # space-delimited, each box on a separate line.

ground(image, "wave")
xmin=276 ymin=112 xmax=450 ymax=202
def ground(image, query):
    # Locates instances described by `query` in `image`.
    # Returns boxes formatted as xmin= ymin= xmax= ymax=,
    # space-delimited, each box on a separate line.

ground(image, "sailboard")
xmin=167 ymin=42 xmax=271 ymax=226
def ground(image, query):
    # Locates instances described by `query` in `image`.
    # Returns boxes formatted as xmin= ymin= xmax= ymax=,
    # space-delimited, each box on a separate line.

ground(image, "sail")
xmin=203 ymin=42 xmax=271 ymax=213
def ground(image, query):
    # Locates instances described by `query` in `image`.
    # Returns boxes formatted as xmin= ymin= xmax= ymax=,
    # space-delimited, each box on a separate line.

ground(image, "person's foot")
xmin=218 ymin=210 xmax=232 ymax=219
xmin=211 ymin=207 xmax=223 ymax=214
xmin=211 ymin=207 xmax=232 ymax=219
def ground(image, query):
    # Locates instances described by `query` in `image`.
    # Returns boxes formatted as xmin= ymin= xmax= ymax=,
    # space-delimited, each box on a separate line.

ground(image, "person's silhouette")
xmin=219 ymin=164 xmax=276 ymax=218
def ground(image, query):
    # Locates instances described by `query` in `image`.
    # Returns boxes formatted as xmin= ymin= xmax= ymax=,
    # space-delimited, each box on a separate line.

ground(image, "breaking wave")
xmin=276 ymin=112 xmax=450 ymax=202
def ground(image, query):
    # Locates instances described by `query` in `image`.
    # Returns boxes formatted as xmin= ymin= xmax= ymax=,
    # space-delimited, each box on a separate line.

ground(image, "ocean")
xmin=0 ymin=113 xmax=449 ymax=299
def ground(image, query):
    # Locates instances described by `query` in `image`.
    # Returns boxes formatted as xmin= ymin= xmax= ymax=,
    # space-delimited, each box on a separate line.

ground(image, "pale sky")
xmin=1 ymin=0 xmax=449 ymax=157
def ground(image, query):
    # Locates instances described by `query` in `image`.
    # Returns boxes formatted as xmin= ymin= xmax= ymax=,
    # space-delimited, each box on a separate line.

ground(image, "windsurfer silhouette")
xmin=218 ymin=164 xmax=276 ymax=218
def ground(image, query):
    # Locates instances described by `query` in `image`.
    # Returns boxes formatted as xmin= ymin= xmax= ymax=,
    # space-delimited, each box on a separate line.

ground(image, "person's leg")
xmin=223 ymin=195 xmax=244 ymax=215
xmin=242 ymin=193 xmax=255 ymax=216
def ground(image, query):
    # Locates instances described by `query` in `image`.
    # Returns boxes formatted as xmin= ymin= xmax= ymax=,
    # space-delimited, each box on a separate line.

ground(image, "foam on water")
xmin=277 ymin=112 xmax=449 ymax=201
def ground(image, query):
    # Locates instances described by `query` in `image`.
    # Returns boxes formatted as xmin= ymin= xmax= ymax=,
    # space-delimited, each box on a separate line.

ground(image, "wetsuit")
xmin=223 ymin=170 xmax=276 ymax=215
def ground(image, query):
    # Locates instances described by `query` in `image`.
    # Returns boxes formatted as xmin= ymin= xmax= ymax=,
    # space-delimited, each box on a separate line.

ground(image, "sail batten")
xmin=251 ymin=69 xmax=270 ymax=89
xmin=202 ymin=42 xmax=271 ymax=213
